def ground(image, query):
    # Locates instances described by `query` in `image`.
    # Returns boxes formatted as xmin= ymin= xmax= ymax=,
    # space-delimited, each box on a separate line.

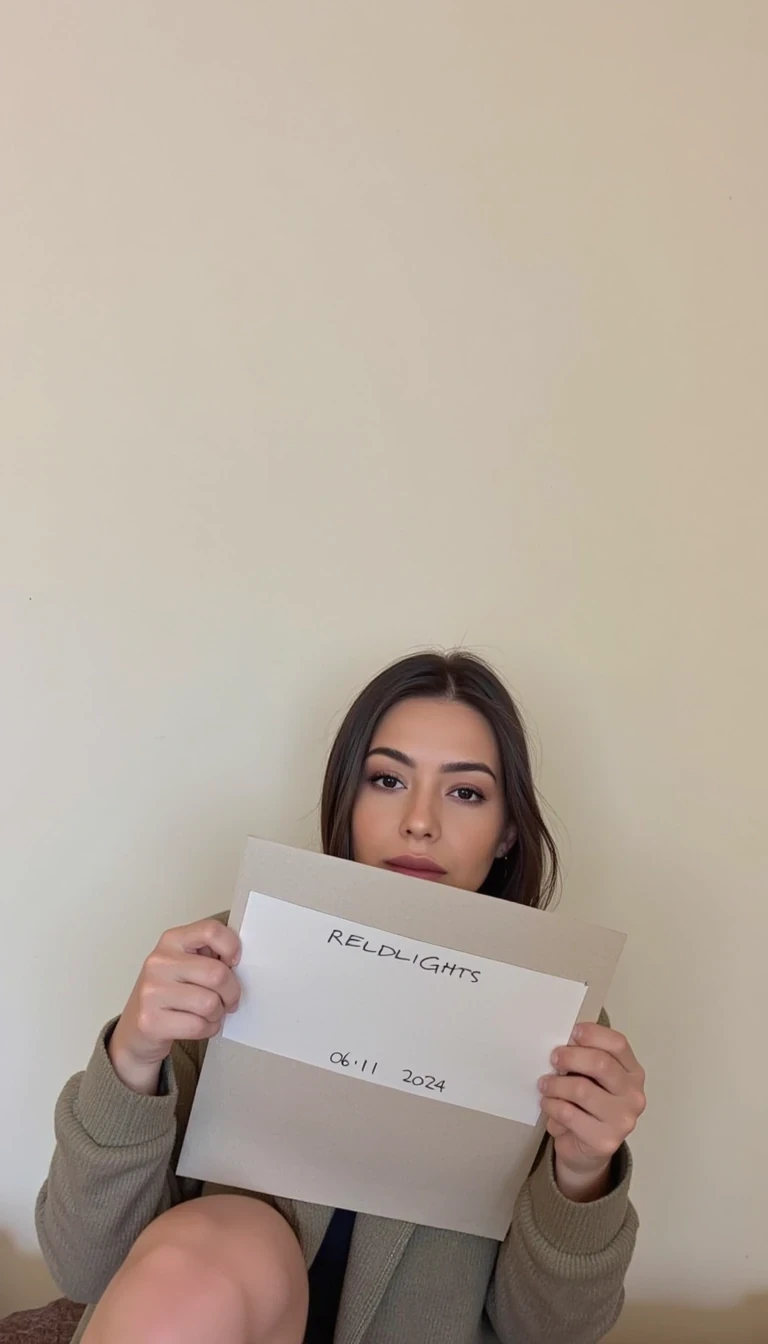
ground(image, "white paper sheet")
xmin=223 ymin=891 xmax=586 ymax=1125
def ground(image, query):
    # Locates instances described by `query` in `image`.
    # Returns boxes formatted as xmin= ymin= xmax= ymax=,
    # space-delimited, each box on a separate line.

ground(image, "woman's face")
xmin=351 ymin=696 xmax=512 ymax=892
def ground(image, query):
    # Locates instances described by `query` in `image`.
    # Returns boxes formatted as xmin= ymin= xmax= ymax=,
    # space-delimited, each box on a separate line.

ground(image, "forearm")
xmin=555 ymin=1156 xmax=612 ymax=1203
xmin=487 ymin=1140 xmax=638 ymax=1344
xmin=108 ymin=1026 xmax=164 ymax=1096
xmin=36 ymin=1023 xmax=197 ymax=1302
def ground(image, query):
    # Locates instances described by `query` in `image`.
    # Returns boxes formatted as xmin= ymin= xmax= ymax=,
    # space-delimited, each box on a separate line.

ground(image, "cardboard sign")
xmin=178 ymin=838 xmax=625 ymax=1239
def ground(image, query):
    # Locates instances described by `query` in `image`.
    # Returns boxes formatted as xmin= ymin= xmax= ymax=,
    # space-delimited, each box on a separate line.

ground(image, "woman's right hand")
xmin=108 ymin=918 xmax=242 ymax=1094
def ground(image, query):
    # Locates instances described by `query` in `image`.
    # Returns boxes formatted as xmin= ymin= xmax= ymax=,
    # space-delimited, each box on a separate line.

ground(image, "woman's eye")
xmin=371 ymin=773 xmax=403 ymax=791
xmin=451 ymin=786 xmax=484 ymax=803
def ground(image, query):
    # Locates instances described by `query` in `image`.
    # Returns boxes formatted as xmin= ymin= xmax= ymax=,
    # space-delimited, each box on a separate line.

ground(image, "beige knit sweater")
xmin=37 ymin=1019 xmax=638 ymax=1344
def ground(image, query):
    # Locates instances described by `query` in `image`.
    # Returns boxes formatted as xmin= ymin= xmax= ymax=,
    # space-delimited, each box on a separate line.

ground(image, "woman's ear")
xmin=495 ymin=825 xmax=517 ymax=860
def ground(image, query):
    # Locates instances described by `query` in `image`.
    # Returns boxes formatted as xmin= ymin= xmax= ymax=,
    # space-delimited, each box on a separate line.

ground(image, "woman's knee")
xmin=122 ymin=1240 xmax=246 ymax=1335
xmin=86 ymin=1196 xmax=307 ymax=1344
xmin=136 ymin=1196 xmax=307 ymax=1331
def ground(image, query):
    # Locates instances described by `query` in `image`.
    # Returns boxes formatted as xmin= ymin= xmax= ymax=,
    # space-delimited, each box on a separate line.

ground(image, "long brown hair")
xmin=321 ymin=651 xmax=559 ymax=909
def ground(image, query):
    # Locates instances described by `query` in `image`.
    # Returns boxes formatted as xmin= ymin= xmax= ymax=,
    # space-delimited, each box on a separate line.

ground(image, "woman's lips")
xmin=384 ymin=855 xmax=447 ymax=881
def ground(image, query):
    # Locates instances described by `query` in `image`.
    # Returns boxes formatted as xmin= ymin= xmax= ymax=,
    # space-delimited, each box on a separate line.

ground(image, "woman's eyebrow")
xmin=366 ymin=746 xmax=415 ymax=768
xmin=366 ymin=747 xmax=497 ymax=782
xmin=440 ymin=760 xmax=497 ymax=781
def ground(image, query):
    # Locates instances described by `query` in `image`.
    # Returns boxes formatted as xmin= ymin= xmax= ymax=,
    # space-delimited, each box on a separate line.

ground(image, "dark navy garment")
xmin=304 ymin=1209 xmax=357 ymax=1343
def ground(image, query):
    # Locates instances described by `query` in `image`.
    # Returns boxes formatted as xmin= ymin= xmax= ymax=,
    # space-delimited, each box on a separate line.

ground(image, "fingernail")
xmin=571 ymin=1025 xmax=582 ymax=1042
xmin=538 ymin=1076 xmax=548 ymax=1092
xmin=551 ymin=1049 xmax=561 ymax=1067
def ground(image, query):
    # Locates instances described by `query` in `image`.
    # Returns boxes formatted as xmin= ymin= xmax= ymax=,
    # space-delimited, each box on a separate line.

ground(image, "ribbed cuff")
xmin=74 ymin=1020 xmax=178 ymax=1148
xmin=527 ymin=1139 xmax=632 ymax=1256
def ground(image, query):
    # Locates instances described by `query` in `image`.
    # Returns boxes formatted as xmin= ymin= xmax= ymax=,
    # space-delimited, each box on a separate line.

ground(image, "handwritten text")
xmin=328 ymin=929 xmax=481 ymax=983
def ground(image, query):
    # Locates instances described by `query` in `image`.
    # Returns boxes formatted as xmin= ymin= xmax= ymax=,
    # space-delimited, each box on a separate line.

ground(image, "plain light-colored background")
xmin=1 ymin=3 xmax=766 ymax=1338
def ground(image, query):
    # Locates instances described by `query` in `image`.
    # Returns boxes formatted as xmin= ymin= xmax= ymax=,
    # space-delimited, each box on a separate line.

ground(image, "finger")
xmin=539 ymin=1097 xmax=616 ymax=1159
xmin=156 ymin=1010 xmax=224 ymax=1043
xmin=545 ymin=1118 xmax=570 ymax=1138
xmin=550 ymin=1045 xmax=627 ymax=1095
xmin=143 ymin=947 xmax=241 ymax=1013
xmin=570 ymin=1023 xmax=640 ymax=1074
xmin=173 ymin=953 xmax=241 ymax=1011
xmin=158 ymin=982 xmax=228 ymax=1024
xmin=539 ymin=1073 xmax=615 ymax=1122
xmin=164 ymin=920 xmax=241 ymax=967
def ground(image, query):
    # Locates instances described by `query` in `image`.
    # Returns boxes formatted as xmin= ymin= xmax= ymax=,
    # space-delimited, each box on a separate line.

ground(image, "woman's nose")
xmin=400 ymin=791 xmax=440 ymax=842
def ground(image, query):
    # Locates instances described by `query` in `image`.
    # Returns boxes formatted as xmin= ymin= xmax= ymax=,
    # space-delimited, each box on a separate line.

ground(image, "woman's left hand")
xmin=538 ymin=1022 xmax=646 ymax=1202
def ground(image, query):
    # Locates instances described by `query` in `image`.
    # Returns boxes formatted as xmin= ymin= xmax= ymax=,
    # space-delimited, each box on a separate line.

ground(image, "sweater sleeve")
xmin=485 ymin=1138 xmax=638 ymax=1343
xmin=35 ymin=1021 xmax=203 ymax=1304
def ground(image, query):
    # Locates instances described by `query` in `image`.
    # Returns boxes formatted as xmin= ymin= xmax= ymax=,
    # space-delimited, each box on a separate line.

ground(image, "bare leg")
xmin=81 ymin=1196 xmax=308 ymax=1344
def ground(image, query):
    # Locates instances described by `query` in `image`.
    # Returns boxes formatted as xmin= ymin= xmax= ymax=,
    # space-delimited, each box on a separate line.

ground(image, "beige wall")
xmin=1 ymin=3 xmax=766 ymax=1336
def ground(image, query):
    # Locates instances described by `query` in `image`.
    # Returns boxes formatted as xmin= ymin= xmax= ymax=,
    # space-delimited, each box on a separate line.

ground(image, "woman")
xmin=37 ymin=651 xmax=645 ymax=1344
